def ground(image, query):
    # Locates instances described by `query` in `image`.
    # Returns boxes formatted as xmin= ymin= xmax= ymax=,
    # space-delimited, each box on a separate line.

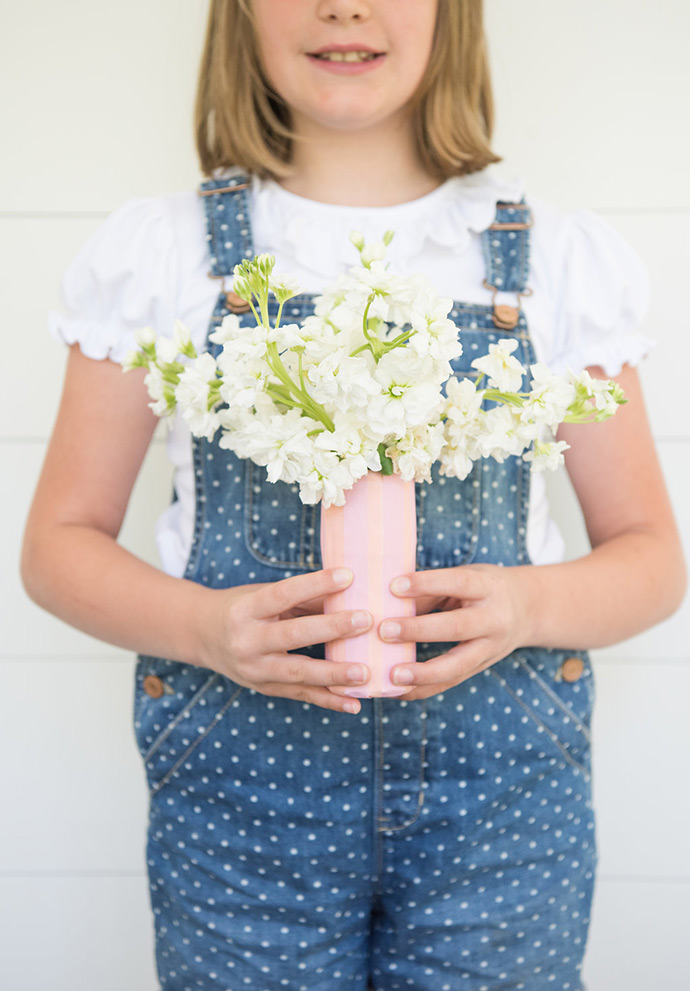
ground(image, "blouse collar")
xmin=246 ymin=166 xmax=525 ymax=278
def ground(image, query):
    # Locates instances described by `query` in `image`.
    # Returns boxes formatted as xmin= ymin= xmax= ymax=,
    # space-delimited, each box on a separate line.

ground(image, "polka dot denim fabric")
xmin=131 ymin=177 xmax=598 ymax=989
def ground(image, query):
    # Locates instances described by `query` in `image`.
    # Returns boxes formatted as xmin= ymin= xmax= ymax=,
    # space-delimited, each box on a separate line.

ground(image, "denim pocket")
xmin=489 ymin=648 xmax=594 ymax=777
xmin=244 ymin=461 xmax=321 ymax=570
xmin=133 ymin=656 xmax=242 ymax=796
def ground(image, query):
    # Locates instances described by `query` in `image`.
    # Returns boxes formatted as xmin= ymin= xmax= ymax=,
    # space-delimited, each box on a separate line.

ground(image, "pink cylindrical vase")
xmin=321 ymin=471 xmax=417 ymax=698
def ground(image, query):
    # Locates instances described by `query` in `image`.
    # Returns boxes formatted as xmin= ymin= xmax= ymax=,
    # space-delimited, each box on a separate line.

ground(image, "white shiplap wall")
xmin=1 ymin=1 xmax=688 ymax=988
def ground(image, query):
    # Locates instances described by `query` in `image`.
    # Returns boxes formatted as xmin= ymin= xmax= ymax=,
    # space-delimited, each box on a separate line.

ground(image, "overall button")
xmin=225 ymin=290 xmax=251 ymax=313
xmin=492 ymin=303 xmax=519 ymax=329
xmin=560 ymin=657 xmax=585 ymax=683
xmin=143 ymin=675 xmax=165 ymax=698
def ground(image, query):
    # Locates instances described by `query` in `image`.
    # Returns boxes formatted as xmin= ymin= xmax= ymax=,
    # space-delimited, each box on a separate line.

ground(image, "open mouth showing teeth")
xmin=312 ymin=51 xmax=382 ymax=63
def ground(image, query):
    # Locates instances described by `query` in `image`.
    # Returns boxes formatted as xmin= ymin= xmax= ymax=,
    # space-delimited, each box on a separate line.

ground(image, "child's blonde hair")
xmin=194 ymin=0 xmax=502 ymax=180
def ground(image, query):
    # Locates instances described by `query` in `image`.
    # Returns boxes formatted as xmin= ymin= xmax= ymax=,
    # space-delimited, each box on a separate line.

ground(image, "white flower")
xmin=173 ymin=320 xmax=195 ymax=357
xmin=471 ymin=338 xmax=525 ymax=392
xmin=175 ymin=352 xmax=220 ymax=441
xmin=445 ymin=376 xmax=484 ymax=424
xmin=219 ymin=324 xmax=271 ymax=363
xmin=270 ymin=322 xmax=308 ymax=350
xmin=388 ymin=422 xmax=445 ymax=483
xmin=307 ymin=350 xmax=378 ymax=409
xmin=314 ymin=414 xmax=381 ymax=479
xmin=522 ymin=362 xmax=577 ymax=430
xmin=299 ymin=454 xmax=358 ymax=508
xmin=221 ymin=409 xmax=317 ymax=485
xmin=217 ymin=355 xmax=267 ymax=409
xmin=359 ymin=240 xmax=388 ymax=267
xmin=144 ymin=365 xmax=173 ymax=417
xmin=269 ymin=273 xmax=301 ymax=303
xmin=135 ymin=326 xmax=156 ymax=348
xmin=476 ymin=405 xmax=532 ymax=462
xmin=209 ymin=313 xmax=241 ymax=345
xmin=571 ymin=369 xmax=619 ymax=417
xmin=524 ymin=439 xmax=570 ymax=471
xmin=369 ymin=350 xmax=444 ymax=434
xmin=156 ymin=336 xmax=180 ymax=365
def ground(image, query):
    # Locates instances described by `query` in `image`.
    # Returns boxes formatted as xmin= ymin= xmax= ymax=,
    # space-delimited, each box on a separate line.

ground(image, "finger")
xmin=252 ymin=653 xmax=372 ymax=691
xmin=390 ymin=568 xmax=490 ymax=601
xmin=246 ymin=568 xmax=353 ymax=620
xmin=389 ymin=640 xmax=490 ymax=691
xmin=379 ymin=606 xmax=485 ymax=645
xmin=260 ymin=682 xmax=365 ymax=715
xmin=261 ymin=608 xmax=373 ymax=653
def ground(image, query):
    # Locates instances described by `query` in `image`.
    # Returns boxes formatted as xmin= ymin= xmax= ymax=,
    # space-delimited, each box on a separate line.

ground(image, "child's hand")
xmin=196 ymin=568 xmax=373 ymax=714
xmin=378 ymin=565 xmax=531 ymax=701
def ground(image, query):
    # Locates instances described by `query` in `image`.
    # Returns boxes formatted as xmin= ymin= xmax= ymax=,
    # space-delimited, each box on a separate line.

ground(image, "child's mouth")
xmin=311 ymin=51 xmax=382 ymax=63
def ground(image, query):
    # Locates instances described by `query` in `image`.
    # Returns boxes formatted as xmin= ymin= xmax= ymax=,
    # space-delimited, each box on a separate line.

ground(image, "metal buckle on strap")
xmin=489 ymin=203 xmax=533 ymax=231
xmin=482 ymin=280 xmax=533 ymax=329
xmin=198 ymin=182 xmax=251 ymax=196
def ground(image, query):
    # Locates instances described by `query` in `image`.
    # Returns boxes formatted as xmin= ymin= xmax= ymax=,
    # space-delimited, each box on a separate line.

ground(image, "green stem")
xmin=298 ymin=351 xmax=306 ymax=392
xmin=361 ymin=294 xmax=375 ymax=344
xmin=247 ymin=297 xmax=262 ymax=327
xmin=266 ymin=342 xmax=335 ymax=432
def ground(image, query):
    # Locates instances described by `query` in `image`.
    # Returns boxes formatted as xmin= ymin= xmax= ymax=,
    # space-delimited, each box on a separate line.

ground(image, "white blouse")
xmin=49 ymin=166 xmax=653 ymax=576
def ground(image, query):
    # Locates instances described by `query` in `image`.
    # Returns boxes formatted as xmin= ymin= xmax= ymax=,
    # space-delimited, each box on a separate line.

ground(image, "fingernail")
xmin=347 ymin=664 xmax=367 ymax=683
xmin=393 ymin=668 xmax=414 ymax=685
xmin=333 ymin=568 xmax=353 ymax=586
xmin=391 ymin=577 xmax=411 ymax=594
xmin=351 ymin=611 xmax=371 ymax=630
xmin=343 ymin=701 xmax=360 ymax=714
xmin=380 ymin=620 xmax=401 ymax=641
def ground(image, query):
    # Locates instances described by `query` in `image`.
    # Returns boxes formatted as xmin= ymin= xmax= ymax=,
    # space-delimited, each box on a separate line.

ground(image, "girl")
xmin=21 ymin=1 xmax=685 ymax=989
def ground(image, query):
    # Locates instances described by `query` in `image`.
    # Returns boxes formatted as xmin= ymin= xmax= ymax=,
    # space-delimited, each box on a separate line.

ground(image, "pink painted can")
xmin=321 ymin=471 xmax=417 ymax=698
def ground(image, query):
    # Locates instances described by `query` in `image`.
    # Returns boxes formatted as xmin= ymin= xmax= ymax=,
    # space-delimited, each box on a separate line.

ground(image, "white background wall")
xmin=1 ymin=1 xmax=688 ymax=988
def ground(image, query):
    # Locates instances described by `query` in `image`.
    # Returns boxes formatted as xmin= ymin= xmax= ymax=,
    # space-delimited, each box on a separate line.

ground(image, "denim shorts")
xmin=134 ymin=644 xmax=596 ymax=991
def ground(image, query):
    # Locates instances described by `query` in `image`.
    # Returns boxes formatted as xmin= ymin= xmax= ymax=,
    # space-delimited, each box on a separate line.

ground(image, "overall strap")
xmin=198 ymin=172 xmax=255 ymax=279
xmin=480 ymin=198 xmax=533 ymax=330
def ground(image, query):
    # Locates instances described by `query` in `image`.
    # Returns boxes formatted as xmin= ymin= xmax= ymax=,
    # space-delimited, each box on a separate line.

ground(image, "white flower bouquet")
xmin=125 ymin=233 xmax=625 ymax=507
xmin=126 ymin=234 xmax=625 ymax=697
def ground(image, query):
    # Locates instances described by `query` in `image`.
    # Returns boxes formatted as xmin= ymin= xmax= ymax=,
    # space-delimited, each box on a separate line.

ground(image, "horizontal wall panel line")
xmin=596 ymin=206 xmax=690 ymax=216
xmin=0 ymin=653 xmax=135 ymax=662
xmin=593 ymin=657 xmax=690 ymax=666
xmin=0 ymin=436 xmax=167 ymax=445
xmin=598 ymin=874 xmax=690 ymax=885
xmin=0 ymin=869 xmax=146 ymax=879
xmin=0 ymin=211 xmax=110 ymax=220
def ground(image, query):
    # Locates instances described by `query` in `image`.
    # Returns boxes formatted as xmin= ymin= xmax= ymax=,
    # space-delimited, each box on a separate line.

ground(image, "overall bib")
xmin=133 ymin=175 xmax=597 ymax=991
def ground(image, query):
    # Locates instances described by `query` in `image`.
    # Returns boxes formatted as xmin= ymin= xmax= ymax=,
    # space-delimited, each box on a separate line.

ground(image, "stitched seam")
xmin=488 ymin=668 xmax=591 ymax=777
xmin=464 ymin=465 xmax=482 ymax=563
xmin=515 ymin=653 xmax=593 ymax=741
xmin=144 ymin=672 xmax=221 ymax=762
xmin=373 ymin=700 xmax=385 ymax=889
xmin=133 ymin=656 xmax=150 ymax=728
xmin=306 ymin=504 xmax=318 ymax=569
xmin=182 ymin=436 xmax=208 ymax=582
xmin=518 ymin=204 xmax=532 ymax=290
xmin=377 ymin=701 xmax=428 ymax=832
xmin=150 ymin=685 xmax=243 ymax=796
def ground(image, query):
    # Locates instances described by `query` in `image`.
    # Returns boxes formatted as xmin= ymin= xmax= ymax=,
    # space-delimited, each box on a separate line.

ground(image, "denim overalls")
xmin=133 ymin=175 xmax=597 ymax=991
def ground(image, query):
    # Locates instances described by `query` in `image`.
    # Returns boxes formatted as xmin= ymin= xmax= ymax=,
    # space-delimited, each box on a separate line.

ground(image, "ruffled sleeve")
xmin=48 ymin=195 xmax=179 ymax=364
xmin=544 ymin=205 xmax=653 ymax=376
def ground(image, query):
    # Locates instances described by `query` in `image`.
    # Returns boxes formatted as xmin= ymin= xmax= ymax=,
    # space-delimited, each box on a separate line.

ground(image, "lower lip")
xmin=307 ymin=54 xmax=386 ymax=75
